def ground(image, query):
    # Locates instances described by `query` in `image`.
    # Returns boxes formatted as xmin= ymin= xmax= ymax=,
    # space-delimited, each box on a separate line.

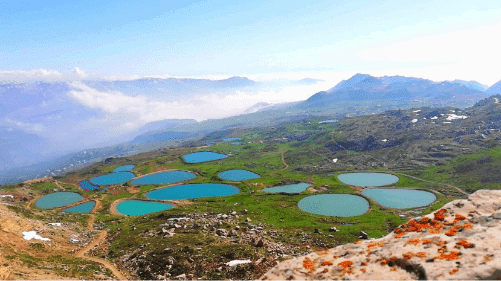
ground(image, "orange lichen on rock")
xmin=390 ymin=268 xmax=397 ymax=271
xmin=380 ymin=259 xmax=389 ymax=265
xmin=360 ymin=268 xmax=367 ymax=273
xmin=435 ymin=241 xmax=447 ymax=246
xmin=455 ymin=240 xmax=474 ymax=249
xmin=303 ymin=257 xmax=315 ymax=273
xmin=395 ymin=232 xmax=406 ymax=238
xmin=455 ymin=214 xmax=466 ymax=221
xmin=333 ymin=256 xmax=339 ymax=259
xmin=408 ymin=238 xmax=421 ymax=245
xmin=450 ymin=268 xmax=459 ymax=275
xmin=316 ymin=250 xmax=329 ymax=255
xmin=322 ymin=268 xmax=329 ymax=273
xmin=415 ymin=252 xmax=426 ymax=258
xmin=402 ymin=252 xmax=414 ymax=260
xmin=338 ymin=261 xmax=353 ymax=269
xmin=321 ymin=261 xmax=333 ymax=266
xmin=438 ymin=246 xmax=448 ymax=254
xmin=394 ymin=227 xmax=403 ymax=234
xmin=436 ymin=251 xmax=461 ymax=260
xmin=428 ymin=229 xmax=440 ymax=234
xmin=367 ymin=241 xmax=384 ymax=249
xmin=361 ymin=262 xmax=368 ymax=266
xmin=463 ymin=223 xmax=473 ymax=229
xmin=445 ymin=225 xmax=462 ymax=236
xmin=434 ymin=209 xmax=447 ymax=221
xmin=422 ymin=239 xmax=432 ymax=245
xmin=390 ymin=256 xmax=397 ymax=261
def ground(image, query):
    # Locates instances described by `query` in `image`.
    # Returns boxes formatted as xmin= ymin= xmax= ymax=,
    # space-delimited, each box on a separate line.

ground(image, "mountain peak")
xmin=330 ymin=73 xmax=374 ymax=91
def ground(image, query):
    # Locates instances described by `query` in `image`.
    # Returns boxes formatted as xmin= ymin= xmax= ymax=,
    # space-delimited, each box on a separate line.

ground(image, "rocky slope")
xmin=262 ymin=190 xmax=501 ymax=280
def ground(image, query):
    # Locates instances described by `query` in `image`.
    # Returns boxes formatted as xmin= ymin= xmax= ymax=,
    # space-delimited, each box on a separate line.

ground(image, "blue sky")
xmin=2 ymin=0 xmax=501 ymax=84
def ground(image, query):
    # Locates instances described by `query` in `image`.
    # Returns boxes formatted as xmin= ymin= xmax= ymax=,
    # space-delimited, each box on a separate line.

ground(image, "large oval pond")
xmin=218 ymin=170 xmax=260 ymax=181
xmin=146 ymin=183 xmax=240 ymax=200
xmin=113 ymin=165 xmax=135 ymax=173
xmin=262 ymin=183 xmax=311 ymax=194
xmin=183 ymin=152 xmax=228 ymax=163
xmin=131 ymin=171 xmax=196 ymax=185
xmin=90 ymin=172 xmax=136 ymax=186
xmin=63 ymin=201 xmax=96 ymax=213
xmin=298 ymin=194 xmax=369 ymax=217
xmin=116 ymin=200 xmax=174 ymax=216
xmin=362 ymin=189 xmax=436 ymax=209
xmin=338 ymin=173 xmax=399 ymax=187
xmin=35 ymin=192 xmax=84 ymax=209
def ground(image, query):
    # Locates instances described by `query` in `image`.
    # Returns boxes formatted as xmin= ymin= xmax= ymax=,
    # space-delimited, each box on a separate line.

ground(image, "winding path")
xmin=74 ymin=195 xmax=128 ymax=280
xmin=395 ymin=172 xmax=468 ymax=196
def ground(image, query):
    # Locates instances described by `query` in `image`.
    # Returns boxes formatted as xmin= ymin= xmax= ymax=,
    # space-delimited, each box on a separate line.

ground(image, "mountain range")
xmin=1 ymin=73 xmax=501 ymax=185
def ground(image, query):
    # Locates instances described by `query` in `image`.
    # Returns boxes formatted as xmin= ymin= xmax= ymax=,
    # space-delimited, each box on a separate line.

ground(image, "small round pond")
xmin=63 ymin=201 xmax=96 ymax=213
xmin=362 ymin=189 xmax=436 ymax=209
xmin=146 ymin=183 xmax=240 ymax=200
xmin=183 ymin=152 xmax=228 ymax=163
xmin=218 ymin=170 xmax=260 ymax=181
xmin=116 ymin=200 xmax=174 ymax=216
xmin=90 ymin=172 xmax=136 ymax=186
xmin=262 ymin=183 xmax=311 ymax=194
xmin=337 ymin=173 xmax=399 ymax=187
xmin=131 ymin=171 xmax=196 ymax=185
xmin=35 ymin=192 xmax=84 ymax=209
xmin=298 ymin=194 xmax=369 ymax=217
xmin=113 ymin=165 xmax=135 ymax=173
xmin=78 ymin=180 xmax=99 ymax=191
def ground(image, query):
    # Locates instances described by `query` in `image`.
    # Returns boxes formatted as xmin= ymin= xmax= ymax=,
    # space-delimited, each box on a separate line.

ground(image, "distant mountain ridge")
xmin=486 ymin=79 xmax=501 ymax=95
xmin=304 ymin=74 xmax=489 ymax=106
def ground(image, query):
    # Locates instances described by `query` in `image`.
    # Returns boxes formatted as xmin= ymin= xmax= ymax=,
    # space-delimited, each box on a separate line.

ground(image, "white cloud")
xmin=0 ymin=67 xmax=88 ymax=83
xmin=67 ymin=81 xmax=331 ymax=132
xmin=3 ymin=118 xmax=45 ymax=133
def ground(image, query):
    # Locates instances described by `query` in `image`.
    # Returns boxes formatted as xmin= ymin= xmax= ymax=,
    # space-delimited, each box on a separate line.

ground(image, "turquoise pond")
xmin=146 ymin=183 xmax=240 ymax=200
xmin=337 ymin=173 xmax=399 ymax=187
xmin=218 ymin=170 xmax=260 ymax=181
xmin=262 ymin=183 xmax=311 ymax=194
xmin=63 ymin=201 xmax=96 ymax=213
xmin=131 ymin=171 xmax=196 ymax=185
xmin=90 ymin=172 xmax=136 ymax=186
xmin=35 ymin=192 xmax=83 ymax=209
xmin=113 ymin=165 xmax=135 ymax=173
xmin=298 ymin=194 xmax=369 ymax=217
xmin=183 ymin=152 xmax=228 ymax=163
xmin=116 ymin=200 xmax=174 ymax=216
xmin=362 ymin=189 xmax=436 ymax=209
xmin=223 ymin=137 xmax=241 ymax=141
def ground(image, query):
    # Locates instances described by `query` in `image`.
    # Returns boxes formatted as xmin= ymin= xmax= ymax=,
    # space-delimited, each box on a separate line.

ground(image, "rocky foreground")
xmin=262 ymin=190 xmax=501 ymax=280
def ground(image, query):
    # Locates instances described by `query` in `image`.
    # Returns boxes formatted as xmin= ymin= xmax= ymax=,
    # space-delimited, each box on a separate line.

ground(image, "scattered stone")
xmin=358 ymin=231 xmax=368 ymax=239
xmin=246 ymin=217 xmax=252 ymax=222
xmin=328 ymin=227 xmax=339 ymax=232
xmin=216 ymin=229 xmax=228 ymax=237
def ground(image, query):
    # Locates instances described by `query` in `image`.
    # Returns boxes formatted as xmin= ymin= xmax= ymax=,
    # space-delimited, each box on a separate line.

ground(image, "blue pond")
xmin=90 ymin=172 xmax=136 ymax=186
xmin=262 ymin=183 xmax=311 ymax=194
xmin=232 ymin=142 xmax=242 ymax=145
xmin=183 ymin=152 xmax=228 ymax=163
xmin=146 ymin=183 xmax=240 ymax=200
xmin=113 ymin=165 xmax=135 ymax=173
xmin=116 ymin=200 xmax=174 ymax=216
xmin=35 ymin=192 xmax=84 ymax=209
xmin=64 ymin=201 xmax=96 ymax=213
xmin=79 ymin=180 xmax=99 ymax=191
xmin=223 ymin=137 xmax=241 ymax=141
xmin=298 ymin=194 xmax=369 ymax=217
xmin=131 ymin=171 xmax=196 ymax=185
xmin=362 ymin=189 xmax=436 ymax=209
xmin=218 ymin=170 xmax=260 ymax=181
xmin=337 ymin=173 xmax=399 ymax=187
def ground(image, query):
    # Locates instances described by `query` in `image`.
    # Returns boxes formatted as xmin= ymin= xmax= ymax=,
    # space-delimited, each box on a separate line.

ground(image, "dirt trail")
xmin=396 ymin=172 xmax=468 ymax=196
xmin=74 ymin=195 xmax=128 ymax=280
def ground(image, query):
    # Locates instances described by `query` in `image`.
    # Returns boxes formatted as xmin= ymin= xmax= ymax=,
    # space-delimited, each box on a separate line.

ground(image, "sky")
xmin=2 ymin=0 xmax=501 ymax=85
